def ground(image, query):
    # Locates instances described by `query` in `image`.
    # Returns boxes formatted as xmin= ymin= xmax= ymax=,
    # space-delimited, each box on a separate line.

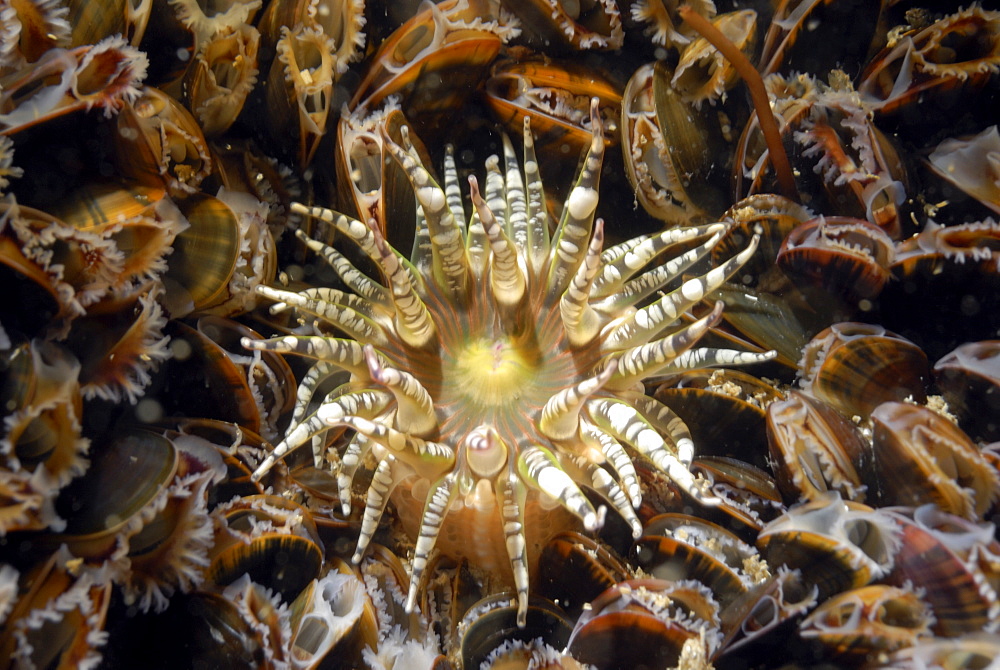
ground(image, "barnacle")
xmin=244 ymin=100 xmax=772 ymax=625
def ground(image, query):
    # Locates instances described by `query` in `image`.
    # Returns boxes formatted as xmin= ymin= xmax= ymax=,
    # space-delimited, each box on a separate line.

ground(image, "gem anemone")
xmin=243 ymin=101 xmax=771 ymax=625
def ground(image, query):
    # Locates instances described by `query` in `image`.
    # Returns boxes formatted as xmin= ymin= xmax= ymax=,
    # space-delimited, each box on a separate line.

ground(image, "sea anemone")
xmin=242 ymin=99 xmax=772 ymax=625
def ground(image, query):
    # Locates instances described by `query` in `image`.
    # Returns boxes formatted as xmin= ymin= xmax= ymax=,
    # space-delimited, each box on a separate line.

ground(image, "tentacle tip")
xmin=239 ymin=336 xmax=257 ymax=350
xmin=630 ymin=523 xmax=643 ymax=540
xmin=362 ymin=343 xmax=381 ymax=379
xmin=584 ymin=505 xmax=607 ymax=532
xmin=350 ymin=551 xmax=364 ymax=565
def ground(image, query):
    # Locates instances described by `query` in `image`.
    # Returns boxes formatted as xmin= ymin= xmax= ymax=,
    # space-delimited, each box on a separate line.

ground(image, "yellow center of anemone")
xmin=450 ymin=336 xmax=539 ymax=408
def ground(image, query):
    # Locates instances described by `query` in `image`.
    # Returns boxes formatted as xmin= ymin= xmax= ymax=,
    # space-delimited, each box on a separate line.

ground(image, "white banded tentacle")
xmin=654 ymin=347 xmax=779 ymax=377
xmin=559 ymin=219 xmax=605 ymax=346
xmin=498 ymin=472 xmax=530 ymax=627
xmin=469 ymin=175 xmax=526 ymax=307
xmin=593 ymin=224 xmax=723 ymax=300
xmin=384 ymin=126 xmax=470 ymax=297
xmin=363 ymin=344 xmax=437 ymax=436
xmin=581 ymin=418 xmax=642 ymax=508
xmin=292 ymin=229 xmax=392 ymax=308
xmin=405 ymin=471 xmax=459 ymax=615
xmin=545 ymin=98 xmax=604 ymax=298
xmin=567 ymin=454 xmax=643 ymax=539
xmin=539 ymin=359 xmax=617 ymax=441
xmin=521 ymin=116 xmax=550 ymax=274
xmin=256 ymin=286 xmax=389 ymax=346
xmin=587 ymin=397 xmax=722 ymax=505
xmin=517 ymin=446 xmax=605 ymax=532
xmin=353 ymin=455 xmax=399 ymax=564
xmin=370 ymin=223 xmax=437 ymax=349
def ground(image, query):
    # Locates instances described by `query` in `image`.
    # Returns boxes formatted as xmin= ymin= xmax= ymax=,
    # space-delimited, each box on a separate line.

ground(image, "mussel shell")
xmin=620 ymin=60 xmax=727 ymax=225
xmin=207 ymin=533 xmax=323 ymax=603
xmin=872 ymin=401 xmax=999 ymax=519
xmin=635 ymin=514 xmax=761 ymax=608
xmin=757 ymin=496 xmax=900 ymax=601
xmin=459 ymin=595 xmax=573 ymax=670
xmin=114 ymin=86 xmax=212 ymax=197
xmin=766 ymin=390 xmax=872 ymax=504
xmin=534 ymin=531 xmax=630 ymax=619
xmin=798 ymin=584 xmax=934 ymax=660
xmin=717 ymin=569 xmax=818 ymax=661
xmin=652 ymin=369 xmax=779 ymax=469
xmin=798 ymin=322 xmax=931 ymax=419
xmin=934 ymin=340 xmax=1000 ymax=441
xmin=691 ymin=456 xmax=785 ymax=539
xmin=713 ymin=194 xmax=813 ymax=287
xmin=565 ymin=579 xmax=716 ymax=670
xmin=777 ymin=216 xmax=896 ymax=303
xmin=157 ymin=320 xmax=261 ymax=432
xmin=885 ymin=505 xmax=1000 ymax=636
xmin=287 ymin=566 xmax=379 ymax=670
xmin=0 ymin=235 xmax=64 ymax=337
xmin=881 ymin=221 xmax=1000 ymax=361
xmin=50 ymin=430 xmax=178 ymax=558
xmin=162 ymin=192 xmax=242 ymax=315
xmin=104 ymin=590 xmax=273 ymax=669
xmin=484 ymin=56 xmax=622 ymax=159
xmin=0 ymin=550 xmax=112 ymax=670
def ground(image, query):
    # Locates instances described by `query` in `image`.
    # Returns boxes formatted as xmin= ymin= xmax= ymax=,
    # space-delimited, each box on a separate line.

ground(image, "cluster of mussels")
xmin=1 ymin=0 xmax=999 ymax=668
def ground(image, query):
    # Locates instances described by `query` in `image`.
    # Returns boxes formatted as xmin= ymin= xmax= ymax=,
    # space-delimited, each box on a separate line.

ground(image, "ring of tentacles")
xmin=242 ymin=100 xmax=772 ymax=625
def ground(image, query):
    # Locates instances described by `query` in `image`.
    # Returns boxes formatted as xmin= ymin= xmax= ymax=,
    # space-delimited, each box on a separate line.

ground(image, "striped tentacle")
xmin=290 ymin=204 xmax=382 ymax=270
xmin=241 ymin=335 xmax=369 ymax=376
xmin=545 ymin=98 xmax=604 ymax=298
xmin=539 ymin=359 xmax=617 ymax=441
xmin=292 ymin=229 xmax=392 ymax=309
xmin=501 ymin=132 xmax=530 ymax=256
xmin=607 ymin=301 xmax=725 ymax=388
xmin=595 ymin=225 xmax=719 ymax=289
xmin=405 ymin=470 xmax=459 ymax=615
xmin=442 ymin=145 xmax=467 ymax=236
xmin=592 ymin=224 xmax=724 ymax=307
xmin=559 ymin=219 xmax=605 ymax=346
xmin=564 ymin=454 xmax=642 ymax=539
xmin=327 ymin=416 xmax=454 ymax=478
xmin=352 ymin=455 xmax=408 ymax=564
xmin=469 ymin=175 xmax=526 ymax=308
xmin=655 ymin=347 xmax=778 ymax=377
xmin=338 ymin=434 xmax=371 ymax=515
xmin=580 ymin=418 xmax=641 ymax=508
xmin=262 ymin=286 xmax=394 ymax=331
xmin=385 ymin=126 xmax=470 ymax=298
xmin=255 ymin=285 xmax=390 ymax=347
xmin=521 ymin=116 xmax=550 ymax=275
xmin=370 ymin=223 xmax=437 ymax=349
xmin=252 ymin=386 xmax=391 ymax=480
xmin=606 ymin=233 xmax=760 ymax=350
xmin=517 ymin=445 xmax=605 ymax=532
xmin=498 ymin=470 xmax=529 ymax=626
xmin=363 ymin=344 xmax=437 ymax=437
xmin=586 ymin=397 xmax=722 ymax=504
xmin=624 ymin=391 xmax=697 ymax=468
